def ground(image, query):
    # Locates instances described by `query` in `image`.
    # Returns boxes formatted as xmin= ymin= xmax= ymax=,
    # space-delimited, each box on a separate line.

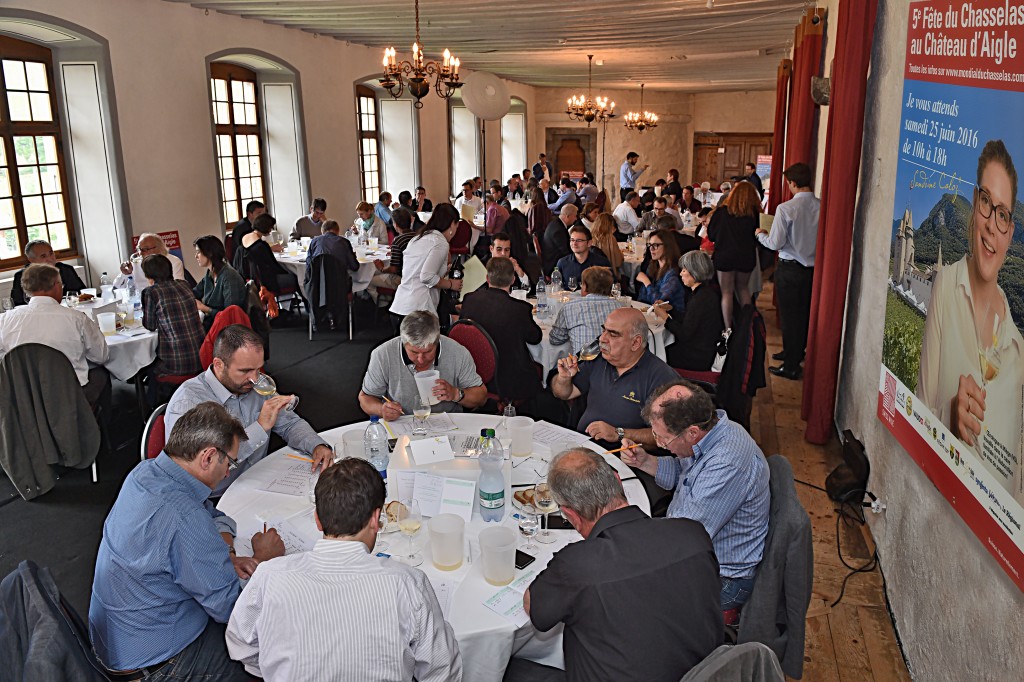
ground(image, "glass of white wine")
xmin=251 ymin=372 xmax=299 ymax=411
xmin=519 ymin=504 xmax=540 ymax=553
xmin=534 ymin=482 xmax=558 ymax=544
xmin=567 ymin=276 xmax=578 ymax=293
xmin=577 ymin=338 xmax=601 ymax=362
xmin=397 ymin=499 xmax=423 ymax=567
xmin=375 ymin=509 xmax=390 ymax=553
xmin=413 ymin=394 xmax=430 ymax=436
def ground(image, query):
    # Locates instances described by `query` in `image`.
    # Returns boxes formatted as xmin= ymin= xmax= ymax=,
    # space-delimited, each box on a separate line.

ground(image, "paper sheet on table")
xmin=482 ymin=569 xmax=537 ymax=628
xmin=759 ymin=213 xmax=774 ymax=232
xmin=409 ymin=436 xmax=456 ymax=465
xmin=260 ymin=462 xmax=314 ymax=496
xmin=429 ymin=577 xmax=457 ymax=619
xmin=393 ymin=470 xmax=417 ymax=504
xmin=254 ymin=507 xmax=320 ymax=555
xmin=438 ymin=478 xmax=476 ymax=522
xmin=426 ymin=412 xmax=459 ymax=433
xmin=413 ymin=472 xmax=446 ymax=517
xmin=531 ymin=421 xmax=592 ymax=447
xmin=460 ymin=203 xmax=477 ymax=223
xmin=458 ymin=256 xmax=487 ymax=301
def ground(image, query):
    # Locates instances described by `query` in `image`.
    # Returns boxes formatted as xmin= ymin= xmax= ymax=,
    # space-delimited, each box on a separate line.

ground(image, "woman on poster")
xmin=917 ymin=139 xmax=1024 ymax=504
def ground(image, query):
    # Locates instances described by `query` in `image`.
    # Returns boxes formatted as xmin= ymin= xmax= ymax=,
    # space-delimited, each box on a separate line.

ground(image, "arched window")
xmin=210 ymin=62 xmax=265 ymax=228
xmin=356 ymin=84 xmax=381 ymax=204
xmin=0 ymin=35 xmax=75 ymax=268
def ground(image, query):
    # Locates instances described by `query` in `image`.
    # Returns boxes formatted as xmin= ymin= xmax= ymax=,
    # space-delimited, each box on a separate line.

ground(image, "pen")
xmin=286 ymin=453 xmax=314 ymax=463
xmin=604 ymin=443 xmax=639 ymax=455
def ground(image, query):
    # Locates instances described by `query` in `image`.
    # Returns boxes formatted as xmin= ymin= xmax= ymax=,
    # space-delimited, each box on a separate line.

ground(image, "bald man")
xmin=10 ymin=239 xmax=86 ymax=306
xmin=552 ymin=307 xmax=677 ymax=450
xmin=117 ymin=233 xmax=186 ymax=290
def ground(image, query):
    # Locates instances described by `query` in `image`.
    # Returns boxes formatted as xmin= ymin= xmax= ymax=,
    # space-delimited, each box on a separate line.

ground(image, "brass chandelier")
xmin=566 ymin=55 xmax=615 ymax=126
xmin=624 ymin=83 xmax=658 ymax=133
xmin=380 ymin=0 xmax=462 ymax=109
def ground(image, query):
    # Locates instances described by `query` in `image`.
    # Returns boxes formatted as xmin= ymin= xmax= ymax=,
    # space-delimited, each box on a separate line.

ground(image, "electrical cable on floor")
xmin=794 ymin=478 xmax=828 ymax=493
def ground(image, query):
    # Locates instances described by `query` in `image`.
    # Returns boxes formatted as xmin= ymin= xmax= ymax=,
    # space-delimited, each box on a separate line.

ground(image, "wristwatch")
xmin=616 ymin=427 xmax=625 ymax=442
xmin=455 ymin=388 xmax=465 ymax=403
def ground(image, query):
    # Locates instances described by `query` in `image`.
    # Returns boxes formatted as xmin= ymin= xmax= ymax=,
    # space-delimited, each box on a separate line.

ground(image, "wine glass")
xmin=251 ymin=372 xmax=299 ymax=411
xmin=519 ymin=504 xmax=540 ymax=553
xmin=534 ymin=482 xmax=558 ymax=544
xmin=577 ymin=338 xmax=601 ymax=362
xmin=375 ymin=509 xmax=390 ymax=553
xmin=610 ymin=283 xmax=621 ymax=300
xmin=413 ymin=394 xmax=430 ymax=435
xmin=567 ymin=276 xmax=578 ymax=293
xmin=397 ymin=499 xmax=423 ymax=567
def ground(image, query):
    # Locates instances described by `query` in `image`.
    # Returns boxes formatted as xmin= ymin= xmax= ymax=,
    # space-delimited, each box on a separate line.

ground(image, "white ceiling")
xmin=163 ymin=0 xmax=809 ymax=92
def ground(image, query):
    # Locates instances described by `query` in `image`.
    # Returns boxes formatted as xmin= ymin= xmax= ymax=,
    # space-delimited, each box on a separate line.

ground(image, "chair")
xmin=140 ymin=403 xmax=167 ymax=461
xmin=0 ymin=344 xmax=102 ymax=499
xmin=0 ymin=561 xmax=109 ymax=681
xmin=305 ymin=254 xmax=353 ymax=341
xmin=679 ymin=642 xmax=784 ymax=682
xmin=448 ymin=319 xmax=500 ymax=404
xmin=449 ymin=220 xmax=472 ymax=256
xmin=737 ymin=455 xmax=814 ymax=679
xmin=199 ymin=305 xmax=252 ymax=369
xmin=135 ymin=369 xmax=198 ymax=420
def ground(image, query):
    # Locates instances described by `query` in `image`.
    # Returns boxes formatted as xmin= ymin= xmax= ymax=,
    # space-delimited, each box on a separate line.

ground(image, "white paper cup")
xmin=100 ymin=285 xmax=114 ymax=302
xmin=97 ymin=312 xmax=116 ymax=336
xmin=479 ymin=526 xmax=517 ymax=586
xmin=414 ymin=370 xmax=441 ymax=406
xmin=369 ymin=236 xmax=379 ymax=249
xmin=429 ymin=514 xmax=465 ymax=571
xmin=300 ymin=236 xmax=312 ymax=249
xmin=508 ymin=416 xmax=534 ymax=457
xmin=342 ymin=430 xmax=365 ymax=459
xmin=511 ymin=290 xmax=527 ymax=301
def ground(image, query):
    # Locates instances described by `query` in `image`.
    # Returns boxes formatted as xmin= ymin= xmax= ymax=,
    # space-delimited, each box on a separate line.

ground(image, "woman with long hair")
xmin=590 ymin=213 xmax=623 ymax=272
xmin=707 ymin=180 xmax=761 ymax=327
xmin=526 ymin=186 xmax=551 ymax=238
xmin=390 ymin=203 xmax=463 ymax=326
xmin=193 ymin=235 xmax=247 ymax=325
xmin=635 ymin=229 xmax=685 ymax=313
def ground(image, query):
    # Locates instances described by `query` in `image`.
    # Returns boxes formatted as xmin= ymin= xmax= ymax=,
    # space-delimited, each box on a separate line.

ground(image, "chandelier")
xmin=380 ymin=0 xmax=461 ymax=109
xmin=566 ymin=55 xmax=615 ymax=126
xmin=624 ymin=83 xmax=658 ymax=133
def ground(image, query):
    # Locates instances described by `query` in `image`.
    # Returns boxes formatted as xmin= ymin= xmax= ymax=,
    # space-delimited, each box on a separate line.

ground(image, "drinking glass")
xmin=577 ymin=338 xmax=601 ymax=362
xmin=251 ymin=372 xmax=299 ymax=411
xmin=413 ymin=394 xmax=430 ymax=435
xmin=375 ymin=509 xmax=390 ymax=553
xmin=519 ymin=504 xmax=540 ymax=553
xmin=1 ymin=297 xmax=14 ymax=313
xmin=567 ymin=276 xmax=578 ymax=293
xmin=397 ymin=499 xmax=423 ymax=567
xmin=534 ymin=482 xmax=558 ymax=544
xmin=610 ymin=283 xmax=621 ymax=300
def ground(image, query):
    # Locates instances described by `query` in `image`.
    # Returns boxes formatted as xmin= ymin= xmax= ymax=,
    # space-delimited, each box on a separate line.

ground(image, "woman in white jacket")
xmin=390 ymin=203 xmax=464 ymax=326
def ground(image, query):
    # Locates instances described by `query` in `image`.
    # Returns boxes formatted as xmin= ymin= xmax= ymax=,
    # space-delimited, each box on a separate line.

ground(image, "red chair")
xmin=449 ymin=220 xmax=472 ymax=256
xmin=140 ymin=403 xmax=167 ymax=461
xmin=448 ymin=319 xmax=500 ymax=405
xmin=200 ymin=305 xmax=252 ymax=369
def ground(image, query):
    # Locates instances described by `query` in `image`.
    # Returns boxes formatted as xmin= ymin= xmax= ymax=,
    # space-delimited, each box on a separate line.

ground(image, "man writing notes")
xmin=622 ymin=380 xmax=769 ymax=614
xmin=226 ymin=457 xmax=462 ymax=682
xmin=166 ymin=324 xmax=333 ymax=496
xmin=359 ymin=311 xmax=486 ymax=419
xmin=90 ymin=402 xmax=285 ymax=680
xmin=514 ymin=448 xmax=721 ymax=682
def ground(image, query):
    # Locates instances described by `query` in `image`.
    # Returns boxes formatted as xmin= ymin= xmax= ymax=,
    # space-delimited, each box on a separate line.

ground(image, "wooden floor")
xmin=749 ymin=284 xmax=912 ymax=682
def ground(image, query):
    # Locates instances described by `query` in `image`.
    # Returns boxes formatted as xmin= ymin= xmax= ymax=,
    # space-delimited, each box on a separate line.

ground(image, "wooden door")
xmin=693 ymin=135 xmax=722 ymax=186
xmin=555 ymin=138 xmax=585 ymax=179
xmin=693 ymin=133 xmax=772 ymax=186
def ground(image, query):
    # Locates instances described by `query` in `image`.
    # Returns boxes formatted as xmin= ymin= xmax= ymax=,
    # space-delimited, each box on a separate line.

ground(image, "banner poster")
xmin=131 ymin=231 xmax=184 ymax=262
xmin=879 ymin=0 xmax=1024 ymax=590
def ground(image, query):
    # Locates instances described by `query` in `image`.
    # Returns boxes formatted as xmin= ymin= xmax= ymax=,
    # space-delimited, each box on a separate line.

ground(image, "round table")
xmin=217 ymin=413 xmax=649 ymax=682
xmin=275 ymin=244 xmax=389 ymax=294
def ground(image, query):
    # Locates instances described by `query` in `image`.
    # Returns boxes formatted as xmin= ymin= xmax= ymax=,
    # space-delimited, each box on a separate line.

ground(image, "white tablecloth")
xmin=526 ymin=297 xmax=673 ymax=385
xmin=72 ymin=298 xmax=158 ymax=380
xmin=217 ymin=413 xmax=649 ymax=682
xmin=275 ymin=246 xmax=388 ymax=293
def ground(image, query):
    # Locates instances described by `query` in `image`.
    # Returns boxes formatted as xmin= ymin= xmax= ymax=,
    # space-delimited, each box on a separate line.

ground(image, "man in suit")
xmin=745 ymin=162 xmax=764 ymax=198
xmin=542 ymin=204 xmax=577 ymax=276
xmin=231 ymin=200 xmax=266 ymax=255
xmin=459 ymin=257 xmax=542 ymax=404
xmin=532 ymin=153 xmax=553 ymax=183
xmin=10 ymin=239 xmax=86 ymax=306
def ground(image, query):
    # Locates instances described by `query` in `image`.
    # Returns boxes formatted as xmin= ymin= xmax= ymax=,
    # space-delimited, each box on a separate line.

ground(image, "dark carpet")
xmin=0 ymin=305 xmax=393 ymax=619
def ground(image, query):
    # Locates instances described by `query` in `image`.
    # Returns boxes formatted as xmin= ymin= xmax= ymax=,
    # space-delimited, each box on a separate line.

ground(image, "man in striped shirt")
xmin=622 ymin=379 xmax=770 ymax=614
xmin=226 ymin=458 xmax=462 ymax=682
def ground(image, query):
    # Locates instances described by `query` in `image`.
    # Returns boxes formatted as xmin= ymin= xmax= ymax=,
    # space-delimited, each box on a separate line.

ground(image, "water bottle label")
xmin=479 ymin=490 xmax=505 ymax=509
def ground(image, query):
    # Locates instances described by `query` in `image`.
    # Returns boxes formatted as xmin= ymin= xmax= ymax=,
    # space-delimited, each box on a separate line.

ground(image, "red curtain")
xmin=780 ymin=10 xmax=825 ymax=205
xmin=767 ymin=60 xmax=792 ymax=215
xmin=801 ymin=0 xmax=880 ymax=443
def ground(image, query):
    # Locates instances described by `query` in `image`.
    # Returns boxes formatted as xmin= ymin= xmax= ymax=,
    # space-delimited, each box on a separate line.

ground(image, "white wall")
xmin=819 ymin=1 xmax=1024 ymax=679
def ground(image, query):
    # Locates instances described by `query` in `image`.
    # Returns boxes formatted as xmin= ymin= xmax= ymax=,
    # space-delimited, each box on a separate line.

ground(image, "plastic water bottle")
xmin=99 ymin=272 xmax=111 ymax=287
xmin=478 ymin=428 xmax=505 ymax=522
xmin=364 ymin=416 xmax=390 ymax=483
xmin=535 ymin=278 xmax=548 ymax=317
xmin=550 ymin=267 xmax=562 ymax=294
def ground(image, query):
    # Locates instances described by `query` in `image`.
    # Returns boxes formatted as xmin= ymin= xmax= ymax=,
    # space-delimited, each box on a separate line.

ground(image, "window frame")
xmin=0 ymin=35 xmax=77 ymax=271
xmin=210 ymin=61 xmax=266 ymax=230
xmin=356 ymin=84 xmax=382 ymax=205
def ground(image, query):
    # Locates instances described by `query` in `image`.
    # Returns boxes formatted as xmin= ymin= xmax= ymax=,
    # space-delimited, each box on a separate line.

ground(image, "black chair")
xmin=0 ymin=560 xmax=110 ymax=680
xmin=305 ymin=254 xmax=353 ymax=340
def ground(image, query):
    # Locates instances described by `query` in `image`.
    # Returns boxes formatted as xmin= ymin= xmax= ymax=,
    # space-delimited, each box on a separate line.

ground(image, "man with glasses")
xmin=291 ymin=197 xmax=328 ymax=240
xmin=640 ymin=196 xmax=682 ymax=232
xmin=166 ymin=324 xmax=333 ymax=497
xmin=90 ymin=402 xmax=285 ymax=681
xmin=621 ymin=379 xmax=769 ymax=616
xmin=115 ymin=233 xmax=187 ymax=291
xmin=554 ymin=225 xmax=610 ymax=285
xmin=756 ymin=162 xmax=820 ymax=380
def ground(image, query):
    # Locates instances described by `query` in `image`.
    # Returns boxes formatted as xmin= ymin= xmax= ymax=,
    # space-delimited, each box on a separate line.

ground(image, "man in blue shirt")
xmin=167 ymin=324 xmax=333 ymax=496
xmin=374 ymin=191 xmax=393 ymax=228
xmin=554 ymin=225 xmax=610 ymax=285
xmin=90 ymin=402 xmax=285 ymax=678
xmin=547 ymin=177 xmax=578 ymax=212
xmin=622 ymin=379 xmax=770 ymax=614
xmin=619 ymin=151 xmax=649 ymax=201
